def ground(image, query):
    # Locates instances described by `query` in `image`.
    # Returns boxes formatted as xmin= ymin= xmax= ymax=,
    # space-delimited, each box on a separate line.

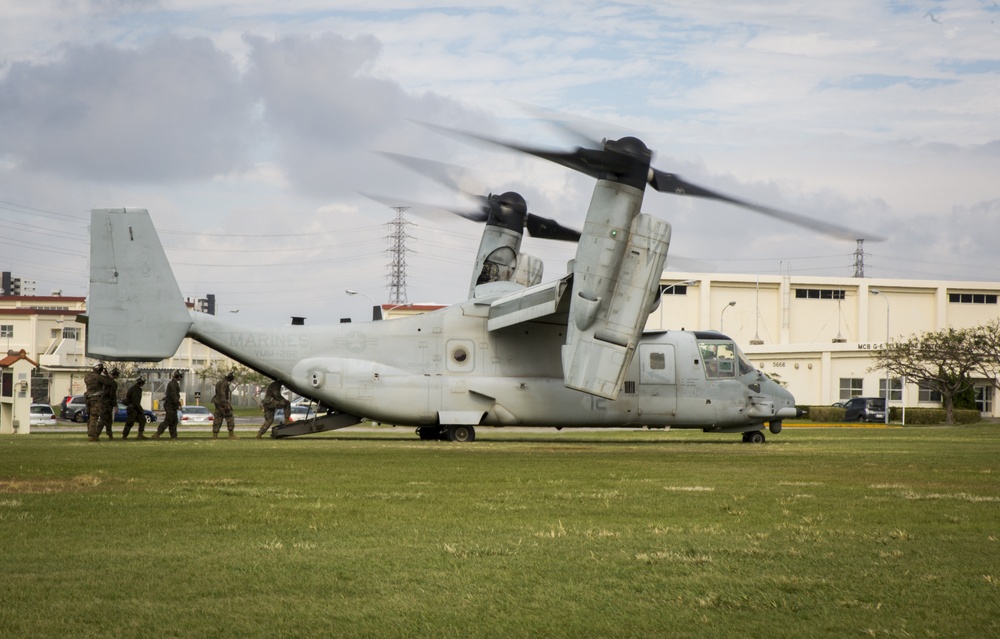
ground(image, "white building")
xmin=0 ymin=295 xmax=233 ymax=404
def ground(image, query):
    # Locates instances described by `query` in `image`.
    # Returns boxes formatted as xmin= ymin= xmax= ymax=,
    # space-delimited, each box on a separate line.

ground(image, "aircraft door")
xmin=637 ymin=343 xmax=677 ymax=421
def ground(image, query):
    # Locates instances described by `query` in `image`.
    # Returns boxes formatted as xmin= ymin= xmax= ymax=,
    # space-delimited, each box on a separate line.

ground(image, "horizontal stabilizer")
xmin=86 ymin=208 xmax=192 ymax=361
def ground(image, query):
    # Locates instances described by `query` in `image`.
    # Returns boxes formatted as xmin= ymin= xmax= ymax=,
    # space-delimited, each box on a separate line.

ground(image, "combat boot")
xmin=152 ymin=432 xmax=160 ymax=440
xmin=228 ymin=431 xmax=236 ymax=439
xmin=255 ymin=432 xmax=262 ymax=439
xmin=212 ymin=432 xmax=218 ymax=439
xmin=88 ymin=436 xmax=98 ymax=442
xmin=137 ymin=434 xmax=148 ymax=440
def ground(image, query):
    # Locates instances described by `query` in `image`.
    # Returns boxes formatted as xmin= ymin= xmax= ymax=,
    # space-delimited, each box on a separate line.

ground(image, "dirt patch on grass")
xmin=0 ymin=474 xmax=104 ymax=494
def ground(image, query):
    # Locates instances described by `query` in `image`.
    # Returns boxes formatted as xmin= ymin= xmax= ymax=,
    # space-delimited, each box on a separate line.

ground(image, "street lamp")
xmin=345 ymin=289 xmax=380 ymax=321
xmin=871 ymin=289 xmax=891 ymax=424
xmin=720 ymin=300 xmax=736 ymax=334
xmin=658 ymin=279 xmax=699 ymax=327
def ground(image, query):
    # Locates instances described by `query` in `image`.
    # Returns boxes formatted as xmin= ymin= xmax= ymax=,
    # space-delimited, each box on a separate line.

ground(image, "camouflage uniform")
xmin=212 ymin=373 xmax=236 ymax=438
xmin=84 ymin=365 xmax=105 ymax=442
xmin=121 ymin=379 xmax=147 ymax=439
xmin=154 ymin=373 xmax=182 ymax=439
xmin=256 ymin=380 xmax=291 ymax=438
xmin=97 ymin=369 xmax=119 ymax=439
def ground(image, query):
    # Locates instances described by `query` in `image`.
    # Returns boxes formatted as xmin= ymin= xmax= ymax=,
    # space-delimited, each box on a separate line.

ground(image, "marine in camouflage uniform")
xmin=153 ymin=370 xmax=183 ymax=439
xmin=84 ymin=363 xmax=106 ymax=442
xmin=256 ymin=380 xmax=291 ymax=439
xmin=212 ymin=371 xmax=236 ymax=439
xmin=97 ymin=368 xmax=120 ymax=439
xmin=121 ymin=377 xmax=147 ymax=439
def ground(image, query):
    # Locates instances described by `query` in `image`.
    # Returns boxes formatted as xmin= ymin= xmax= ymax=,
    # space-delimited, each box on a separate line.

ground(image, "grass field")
xmin=1 ymin=426 xmax=998 ymax=639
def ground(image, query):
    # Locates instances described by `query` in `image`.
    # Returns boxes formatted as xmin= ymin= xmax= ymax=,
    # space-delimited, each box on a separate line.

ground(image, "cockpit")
xmin=697 ymin=337 xmax=755 ymax=379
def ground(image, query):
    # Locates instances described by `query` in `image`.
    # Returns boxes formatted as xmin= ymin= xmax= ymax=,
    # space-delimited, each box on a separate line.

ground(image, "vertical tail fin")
xmin=86 ymin=208 xmax=192 ymax=361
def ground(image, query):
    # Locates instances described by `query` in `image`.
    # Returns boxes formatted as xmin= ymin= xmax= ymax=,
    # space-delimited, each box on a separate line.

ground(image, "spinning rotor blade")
xmin=421 ymin=121 xmax=882 ymax=243
xmin=381 ymin=150 xmax=581 ymax=242
xmin=649 ymin=169 xmax=881 ymax=242
xmin=379 ymin=152 xmax=485 ymax=199
xmin=359 ymin=191 xmax=489 ymax=223
xmin=526 ymin=213 xmax=581 ymax=242
xmin=417 ymin=121 xmax=619 ymax=182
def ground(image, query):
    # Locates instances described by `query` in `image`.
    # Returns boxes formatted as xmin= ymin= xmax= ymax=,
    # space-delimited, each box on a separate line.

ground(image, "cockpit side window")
xmin=698 ymin=340 xmax=737 ymax=379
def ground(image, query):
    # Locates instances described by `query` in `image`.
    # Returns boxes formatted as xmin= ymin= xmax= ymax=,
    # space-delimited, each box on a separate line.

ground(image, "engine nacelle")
xmin=562 ymin=186 xmax=671 ymax=399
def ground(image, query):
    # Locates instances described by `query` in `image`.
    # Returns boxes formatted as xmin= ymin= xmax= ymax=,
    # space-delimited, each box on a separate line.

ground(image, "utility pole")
xmin=385 ymin=206 xmax=412 ymax=305
xmin=853 ymin=239 xmax=866 ymax=278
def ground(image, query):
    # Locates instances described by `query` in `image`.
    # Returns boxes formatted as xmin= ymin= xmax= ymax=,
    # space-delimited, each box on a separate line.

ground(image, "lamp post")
xmin=345 ymin=289 xmax=380 ymax=321
xmin=720 ymin=300 xmax=736 ymax=334
xmin=871 ymin=289 xmax=891 ymax=424
xmin=658 ymin=279 xmax=699 ymax=328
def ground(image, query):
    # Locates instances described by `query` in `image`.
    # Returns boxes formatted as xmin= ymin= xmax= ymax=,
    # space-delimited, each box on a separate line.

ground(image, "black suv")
xmin=843 ymin=397 xmax=887 ymax=422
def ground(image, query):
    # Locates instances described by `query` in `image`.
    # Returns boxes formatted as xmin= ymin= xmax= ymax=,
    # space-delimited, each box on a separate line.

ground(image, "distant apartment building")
xmin=1 ymin=271 xmax=37 ymax=297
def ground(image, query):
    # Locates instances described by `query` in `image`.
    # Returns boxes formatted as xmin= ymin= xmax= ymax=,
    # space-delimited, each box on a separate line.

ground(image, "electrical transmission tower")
xmin=853 ymin=239 xmax=866 ymax=278
xmin=385 ymin=206 xmax=413 ymax=304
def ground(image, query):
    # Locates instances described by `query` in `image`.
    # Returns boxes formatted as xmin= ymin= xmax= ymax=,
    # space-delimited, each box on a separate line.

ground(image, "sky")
xmin=2 ymin=0 xmax=999 ymax=326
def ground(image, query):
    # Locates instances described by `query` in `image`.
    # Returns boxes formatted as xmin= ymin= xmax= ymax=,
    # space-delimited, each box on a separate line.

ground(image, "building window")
xmin=918 ymin=384 xmax=942 ymax=403
xmin=660 ymin=284 xmax=688 ymax=295
xmin=0 ymin=325 xmax=12 ymax=338
xmin=62 ymin=327 xmax=79 ymax=340
xmin=975 ymin=386 xmax=994 ymax=415
xmin=839 ymin=378 xmax=863 ymax=400
xmin=879 ymin=378 xmax=903 ymax=401
xmin=948 ymin=293 xmax=998 ymax=304
xmin=795 ymin=289 xmax=846 ymax=300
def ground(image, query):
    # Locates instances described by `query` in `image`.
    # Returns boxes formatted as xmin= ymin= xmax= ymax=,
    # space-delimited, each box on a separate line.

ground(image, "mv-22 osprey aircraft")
xmin=84 ymin=127 xmax=866 ymax=443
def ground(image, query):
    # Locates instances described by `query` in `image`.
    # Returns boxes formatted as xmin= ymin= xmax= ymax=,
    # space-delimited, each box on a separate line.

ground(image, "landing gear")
xmin=415 ymin=425 xmax=477 ymax=442
xmin=446 ymin=425 xmax=476 ymax=442
xmin=742 ymin=430 xmax=766 ymax=444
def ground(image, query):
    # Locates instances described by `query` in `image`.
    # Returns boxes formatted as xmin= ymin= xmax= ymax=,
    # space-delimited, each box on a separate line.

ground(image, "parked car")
xmin=178 ymin=405 xmax=214 ymax=423
xmin=30 ymin=404 xmax=57 ymax=426
xmin=62 ymin=395 xmax=88 ymax=421
xmin=275 ymin=405 xmax=316 ymax=422
xmin=843 ymin=397 xmax=886 ymax=422
xmin=831 ymin=401 xmax=847 ymax=408
xmin=81 ymin=402 xmax=158 ymax=424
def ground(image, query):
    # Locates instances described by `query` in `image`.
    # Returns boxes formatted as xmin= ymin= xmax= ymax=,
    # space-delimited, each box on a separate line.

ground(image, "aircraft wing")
xmin=486 ymin=275 xmax=572 ymax=331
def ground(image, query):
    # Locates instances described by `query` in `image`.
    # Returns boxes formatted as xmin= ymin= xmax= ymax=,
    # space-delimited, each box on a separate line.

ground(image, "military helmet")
xmin=172 ymin=369 xmax=184 ymax=379
xmin=226 ymin=372 xmax=235 ymax=381
xmin=137 ymin=377 xmax=146 ymax=386
xmin=93 ymin=363 xmax=104 ymax=372
xmin=110 ymin=368 xmax=120 ymax=377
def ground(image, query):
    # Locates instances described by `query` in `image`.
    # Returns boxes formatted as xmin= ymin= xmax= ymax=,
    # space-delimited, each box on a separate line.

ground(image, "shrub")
xmin=887 ymin=408 xmax=981 ymax=424
xmin=804 ymin=406 xmax=845 ymax=422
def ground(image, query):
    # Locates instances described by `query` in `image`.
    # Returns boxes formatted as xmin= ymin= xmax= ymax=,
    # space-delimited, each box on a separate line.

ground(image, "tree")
xmin=969 ymin=318 xmax=1000 ymax=392
xmin=868 ymin=327 xmax=981 ymax=424
xmin=196 ymin=362 xmax=270 ymax=408
xmin=196 ymin=361 xmax=268 ymax=387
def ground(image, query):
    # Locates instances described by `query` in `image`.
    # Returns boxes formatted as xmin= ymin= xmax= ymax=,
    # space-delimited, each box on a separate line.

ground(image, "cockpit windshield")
xmin=698 ymin=339 xmax=756 ymax=379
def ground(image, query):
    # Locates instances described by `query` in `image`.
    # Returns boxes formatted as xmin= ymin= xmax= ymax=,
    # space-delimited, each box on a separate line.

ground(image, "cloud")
xmin=0 ymin=35 xmax=254 ymax=182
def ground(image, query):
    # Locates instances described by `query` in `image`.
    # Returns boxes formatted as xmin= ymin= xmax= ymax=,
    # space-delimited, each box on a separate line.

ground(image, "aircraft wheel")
xmin=446 ymin=425 xmax=476 ymax=443
xmin=416 ymin=427 xmax=437 ymax=441
xmin=747 ymin=430 xmax=766 ymax=444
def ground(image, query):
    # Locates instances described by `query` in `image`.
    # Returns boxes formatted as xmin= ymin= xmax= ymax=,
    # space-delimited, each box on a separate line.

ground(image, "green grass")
xmin=1 ymin=427 xmax=998 ymax=639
